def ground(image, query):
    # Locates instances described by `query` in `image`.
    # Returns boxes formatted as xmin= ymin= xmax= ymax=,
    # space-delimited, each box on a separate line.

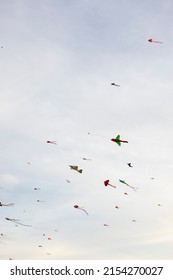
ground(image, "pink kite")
xmin=74 ymin=205 xmax=88 ymax=215
xmin=104 ymin=180 xmax=116 ymax=188
xmin=148 ymin=38 xmax=163 ymax=44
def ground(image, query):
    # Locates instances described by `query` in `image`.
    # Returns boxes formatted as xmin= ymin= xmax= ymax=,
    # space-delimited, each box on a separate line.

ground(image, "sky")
xmin=0 ymin=0 xmax=173 ymax=260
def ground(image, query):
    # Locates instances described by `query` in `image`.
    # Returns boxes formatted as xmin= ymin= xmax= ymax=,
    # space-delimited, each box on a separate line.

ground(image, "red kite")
xmin=148 ymin=38 xmax=163 ymax=44
xmin=104 ymin=180 xmax=116 ymax=188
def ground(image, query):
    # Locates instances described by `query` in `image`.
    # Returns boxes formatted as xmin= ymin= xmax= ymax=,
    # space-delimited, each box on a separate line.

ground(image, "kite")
xmin=111 ymin=83 xmax=120 ymax=87
xmin=34 ymin=187 xmax=40 ymax=190
xmin=104 ymin=180 xmax=116 ymax=188
xmin=104 ymin=224 xmax=109 ymax=226
xmin=0 ymin=202 xmax=14 ymax=207
xmin=111 ymin=135 xmax=128 ymax=146
xmin=148 ymin=38 xmax=163 ymax=44
xmin=5 ymin=218 xmax=32 ymax=227
xmin=83 ymin=158 xmax=91 ymax=161
xmin=127 ymin=163 xmax=133 ymax=168
xmin=37 ymin=200 xmax=46 ymax=202
xmin=124 ymin=192 xmax=128 ymax=195
xmin=69 ymin=165 xmax=83 ymax=173
xmin=47 ymin=140 xmax=57 ymax=145
xmin=74 ymin=205 xmax=88 ymax=215
xmin=115 ymin=205 xmax=119 ymax=209
xmin=119 ymin=179 xmax=137 ymax=192
xmin=66 ymin=180 xmax=70 ymax=183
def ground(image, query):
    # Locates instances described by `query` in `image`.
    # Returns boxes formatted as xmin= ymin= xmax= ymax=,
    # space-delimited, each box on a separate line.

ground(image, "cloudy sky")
xmin=0 ymin=0 xmax=173 ymax=260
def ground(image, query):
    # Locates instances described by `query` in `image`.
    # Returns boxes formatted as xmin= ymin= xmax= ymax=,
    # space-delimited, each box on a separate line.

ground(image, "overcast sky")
xmin=0 ymin=0 xmax=173 ymax=260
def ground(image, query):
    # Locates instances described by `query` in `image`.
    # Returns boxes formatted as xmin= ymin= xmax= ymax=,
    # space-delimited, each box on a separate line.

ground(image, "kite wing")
xmin=115 ymin=135 xmax=121 ymax=146
xmin=69 ymin=165 xmax=78 ymax=170
xmin=77 ymin=169 xmax=83 ymax=173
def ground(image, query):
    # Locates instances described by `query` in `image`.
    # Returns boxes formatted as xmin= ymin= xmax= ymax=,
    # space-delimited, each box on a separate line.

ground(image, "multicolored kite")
xmin=119 ymin=179 xmax=137 ymax=192
xmin=111 ymin=135 xmax=128 ymax=146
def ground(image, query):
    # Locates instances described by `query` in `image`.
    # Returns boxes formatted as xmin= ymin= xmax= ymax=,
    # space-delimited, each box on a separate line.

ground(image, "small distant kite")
xmin=127 ymin=163 xmax=133 ymax=168
xmin=5 ymin=218 xmax=32 ymax=227
xmin=119 ymin=179 xmax=137 ymax=192
xmin=74 ymin=205 xmax=88 ymax=215
xmin=83 ymin=158 xmax=91 ymax=161
xmin=34 ymin=187 xmax=40 ymax=190
xmin=148 ymin=38 xmax=163 ymax=44
xmin=66 ymin=180 xmax=70 ymax=183
xmin=115 ymin=205 xmax=119 ymax=209
xmin=111 ymin=83 xmax=120 ymax=87
xmin=37 ymin=200 xmax=46 ymax=202
xmin=47 ymin=140 xmax=57 ymax=145
xmin=111 ymin=135 xmax=128 ymax=146
xmin=104 ymin=224 xmax=109 ymax=226
xmin=0 ymin=202 xmax=14 ymax=207
xmin=104 ymin=180 xmax=116 ymax=188
xmin=69 ymin=165 xmax=83 ymax=173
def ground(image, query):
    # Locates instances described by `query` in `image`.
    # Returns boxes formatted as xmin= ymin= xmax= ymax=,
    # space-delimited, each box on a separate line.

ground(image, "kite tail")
xmin=81 ymin=208 xmax=88 ymax=215
xmin=128 ymin=185 xmax=138 ymax=192
xmin=154 ymin=41 xmax=163 ymax=44
xmin=109 ymin=184 xmax=116 ymax=188
xmin=15 ymin=221 xmax=32 ymax=227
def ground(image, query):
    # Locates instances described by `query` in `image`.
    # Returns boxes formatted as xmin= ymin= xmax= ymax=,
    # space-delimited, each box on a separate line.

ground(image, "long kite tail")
xmin=13 ymin=221 xmax=32 ymax=227
xmin=153 ymin=40 xmax=163 ymax=44
xmin=109 ymin=184 xmax=116 ymax=189
xmin=6 ymin=218 xmax=32 ymax=227
xmin=80 ymin=208 xmax=89 ymax=215
xmin=3 ymin=203 xmax=15 ymax=207
xmin=126 ymin=184 xmax=138 ymax=192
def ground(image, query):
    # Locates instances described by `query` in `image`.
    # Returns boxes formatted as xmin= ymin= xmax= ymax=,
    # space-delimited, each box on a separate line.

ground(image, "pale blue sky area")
xmin=0 ymin=0 xmax=173 ymax=259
